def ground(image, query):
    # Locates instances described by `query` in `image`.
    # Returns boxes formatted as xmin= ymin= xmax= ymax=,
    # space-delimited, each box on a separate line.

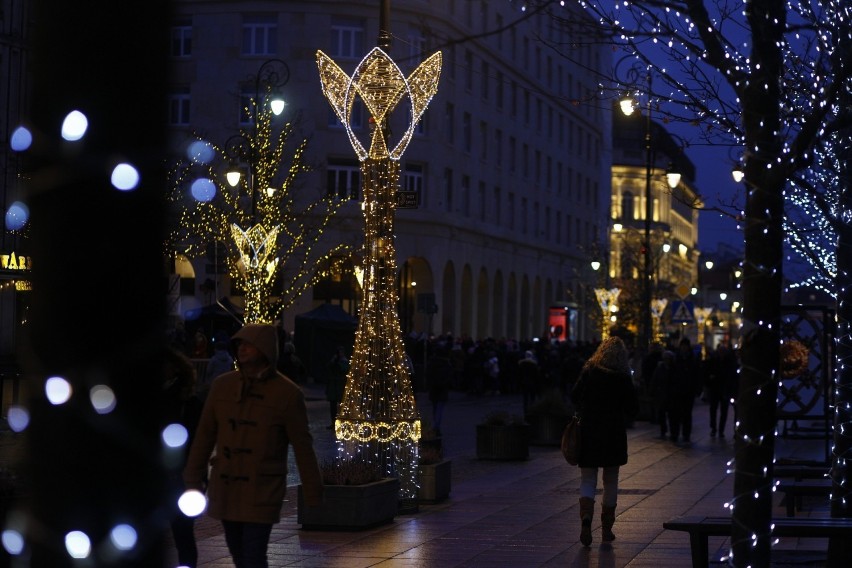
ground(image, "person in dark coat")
xmin=183 ymin=324 xmax=324 ymax=568
xmin=669 ymin=337 xmax=700 ymax=443
xmin=705 ymin=341 xmax=738 ymax=437
xmin=649 ymin=351 xmax=675 ymax=439
xmin=518 ymin=350 xmax=541 ymax=413
xmin=571 ymin=336 xmax=639 ymax=547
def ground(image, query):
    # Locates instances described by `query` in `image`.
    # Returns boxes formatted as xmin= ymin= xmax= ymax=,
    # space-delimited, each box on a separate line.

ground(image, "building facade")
xmin=168 ymin=0 xmax=613 ymax=343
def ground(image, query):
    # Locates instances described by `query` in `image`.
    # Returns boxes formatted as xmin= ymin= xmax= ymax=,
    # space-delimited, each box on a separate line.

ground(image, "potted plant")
xmin=525 ymin=388 xmax=574 ymax=446
xmin=417 ymin=444 xmax=451 ymax=503
xmin=297 ymin=458 xmax=400 ymax=530
xmin=475 ymin=410 xmax=529 ymax=460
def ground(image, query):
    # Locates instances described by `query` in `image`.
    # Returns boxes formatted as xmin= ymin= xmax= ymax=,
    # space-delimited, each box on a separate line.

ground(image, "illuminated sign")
xmin=1 ymin=252 xmax=30 ymax=271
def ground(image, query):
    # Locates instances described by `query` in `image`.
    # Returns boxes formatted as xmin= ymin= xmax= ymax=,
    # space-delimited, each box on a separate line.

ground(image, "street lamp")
xmin=222 ymin=59 xmax=291 ymax=220
xmin=617 ymin=61 xmax=681 ymax=354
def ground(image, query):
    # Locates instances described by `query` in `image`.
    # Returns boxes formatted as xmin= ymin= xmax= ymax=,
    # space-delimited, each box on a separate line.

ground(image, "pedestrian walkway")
xmin=172 ymin=386 xmax=833 ymax=567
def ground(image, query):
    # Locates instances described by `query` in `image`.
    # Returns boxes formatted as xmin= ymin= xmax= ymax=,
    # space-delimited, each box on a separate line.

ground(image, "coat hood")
xmin=232 ymin=324 xmax=278 ymax=366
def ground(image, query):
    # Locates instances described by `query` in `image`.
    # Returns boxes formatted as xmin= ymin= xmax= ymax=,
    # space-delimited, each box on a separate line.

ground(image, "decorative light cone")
xmin=317 ymin=46 xmax=442 ymax=502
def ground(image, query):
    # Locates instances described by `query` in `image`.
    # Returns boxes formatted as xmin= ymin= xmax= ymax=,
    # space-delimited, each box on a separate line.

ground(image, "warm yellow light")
xmin=619 ymin=96 xmax=635 ymax=116
xmin=226 ymin=169 xmax=242 ymax=187
xmin=613 ymin=223 xmax=623 ymax=232
xmin=732 ymin=166 xmax=745 ymax=183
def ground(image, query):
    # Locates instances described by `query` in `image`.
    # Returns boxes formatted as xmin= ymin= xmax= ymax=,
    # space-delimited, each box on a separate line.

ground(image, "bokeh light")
xmin=178 ymin=490 xmax=207 ymax=517
xmin=6 ymin=406 xmax=29 ymax=432
xmin=89 ymin=385 xmax=117 ymax=414
xmin=109 ymin=524 xmax=137 ymax=551
xmin=190 ymin=178 xmax=216 ymax=202
xmin=1 ymin=529 xmax=24 ymax=556
xmin=64 ymin=530 xmax=91 ymax=559
xmin=9 ymin=126 xmax=32 ymax=152
xmin=61 ymin=110 xmax=88 ymax=141
xmin=5 ymin=202 xmax=29 ymax=231
xmin=45 ymin=376 xmax=72 ymax=405
xmin=187 ymin=140 xmax=215 ymax=164
xmin=111 ymin=163 xmax=140 ymax=191
xmin=162 ymin=423 xmax=189 ymax=448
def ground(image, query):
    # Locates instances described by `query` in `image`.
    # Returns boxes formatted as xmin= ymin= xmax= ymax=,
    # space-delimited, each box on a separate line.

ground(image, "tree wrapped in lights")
xmin=534 ymin=0 xmax=852 ymax=563
xmin=316 ymin=46 xmax=442 ymax=504
xmin=164 ymin=93 xmax=351 ymax=324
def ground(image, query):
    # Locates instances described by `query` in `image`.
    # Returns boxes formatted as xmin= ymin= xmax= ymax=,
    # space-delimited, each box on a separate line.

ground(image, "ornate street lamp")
xmin=616 ymin=59 xmax=680 ymax=355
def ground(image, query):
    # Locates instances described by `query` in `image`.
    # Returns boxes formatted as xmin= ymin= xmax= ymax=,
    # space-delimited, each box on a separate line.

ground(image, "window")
xmin=494 ymin=186 xmax=501 ymax=224
xmin=171 ymin=19 xmax=192 ymax=57
xmin=478 ymin=181 xmax=486 ymax=221
xmin=444 ymin=168 xmax=453 ymax=213
xmin=495 ymin=129 xmax=502 ymax=167
xmin=508 ymin=193 xmax=515 ymax=229
xmin=521 ymin=197 xmax=528 ymax=234
xmin=327 ymin=160 xmax=360 ymax=200
xmin=509 ymin=136 xmax=516 ymax=173
xmin=464 ymin=50 xmax=474 ymax=91
xmin=556 ymin=211 xmax=562 ymax=244
xmin=168 ymin=87 xmax=191 ymax=125
xmin=463 ymin=112 xmax=472 ymax=153
xmin=461 ymin=175 xmax=471 ymax=217
xmin=524 ymin=90 xmax=530 ymax=124
xmin=621 ymin=192 xmax=635 ymax=220
xmin=479 ymin=121 xmax=487 ymax=161
xmin=331 ymin=18 xmax=364 ymax=58
xmin=408 ymin=26 xmax=426 ymax=63
xmin=447 ymin=44 xmax=456 ymax=80
xmin=481 ymin=60 xmax=489 ymax=100
xmin=328 ymin=102 xmax=363 ymax=129
xmin=242 ymin=14 xmax=277 ymax=56
xmin=495 ymin=71 xmax=504 ymax=109
xmin=510 ymin=81 xmax=517 ymax=117
xmin=404 ymin=163 xmax=424 ymax=205
xmin=522 ymin=143 xmax=529 ymax=177
xmin=496 ymin=14 xmax=503 ymax=50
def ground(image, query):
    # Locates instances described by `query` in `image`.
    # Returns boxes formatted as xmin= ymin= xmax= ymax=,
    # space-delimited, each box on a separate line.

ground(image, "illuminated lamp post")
xmin=617 ymin=59 xmax=681 ymax=355
xmin=316 ymin=2 xmax=442 ymax=505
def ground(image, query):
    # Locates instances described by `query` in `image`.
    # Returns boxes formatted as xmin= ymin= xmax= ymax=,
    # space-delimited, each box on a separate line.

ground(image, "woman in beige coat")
xmin=183 ymin=323 xmax=323 ymax=567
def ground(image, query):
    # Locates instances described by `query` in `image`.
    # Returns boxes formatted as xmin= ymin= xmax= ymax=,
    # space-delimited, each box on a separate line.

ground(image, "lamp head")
xmin=731 ymin=165 xmax=745 ymax=183
xmin=226 ymin=163 xmax=242 ymax=187
xmin=665 ymin=163 xmax=681 ymax=188
xmin=619 ymin=95 xmax=636 ymax=116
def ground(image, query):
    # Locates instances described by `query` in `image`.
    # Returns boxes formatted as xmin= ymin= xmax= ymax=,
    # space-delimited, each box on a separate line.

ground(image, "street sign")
xmin=670 ymin=300 xmax=695 ymax=323
xmin=395 ymin=191 xmax=419 ymax=208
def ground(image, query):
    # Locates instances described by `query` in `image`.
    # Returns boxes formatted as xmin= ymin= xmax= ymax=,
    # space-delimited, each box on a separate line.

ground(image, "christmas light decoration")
xmin=164 ymin=82 xmax=350 ymax=324
xmin=594 ymin=287 xmax=620 ymax=339
xmin=650 ymin=297 xmax=668 ymax=343
xmin=316 ymin=45 xmax=441 ymax=504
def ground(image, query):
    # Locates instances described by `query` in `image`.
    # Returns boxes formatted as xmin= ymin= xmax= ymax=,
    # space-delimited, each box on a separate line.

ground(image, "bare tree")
xmin=528 ymin=0 xmax=851 ymax=564
xmin=164 ymin=101 xmax=353 ymax=325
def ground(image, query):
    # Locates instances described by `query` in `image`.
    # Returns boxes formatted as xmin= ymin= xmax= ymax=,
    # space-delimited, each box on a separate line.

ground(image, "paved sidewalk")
xmin=170 ymin=385 xmax=832 ymax=567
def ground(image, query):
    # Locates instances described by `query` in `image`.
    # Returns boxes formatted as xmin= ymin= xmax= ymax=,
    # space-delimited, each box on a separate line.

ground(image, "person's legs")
xmin=170 ymin=514 xmax=197 ymax=568
xmin=718 ymin=397 xmax=729 ymax=436
xmin=578 ymin=467 xmax=597 ymax=546
xmin=682 ymin=399 xmax=694 ymax=442
xmin=600 ymin=466 xmax=619 ymax=542
xmin=222 ymin=521 xmax=272 ymax=568
xmin=707 ymin=389 xmax=719 ymax=434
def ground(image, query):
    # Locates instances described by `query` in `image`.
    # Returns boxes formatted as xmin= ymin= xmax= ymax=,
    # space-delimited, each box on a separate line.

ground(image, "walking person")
xmin=649 ymin=350 xmax=675 ymax=439
xmin=706 ymin=341 xmax=738 ymax=437
xmin=669 ymin=337 xmax=700 ymax=443
xmin=163 ymin=346 xmax=202 ymax=567
xmin=183 ymin=323 xmax=324 ymax=568
xmin=518 ymin=350 xmax=541 ymax=413
xmin=571 ymin=336 xmax=639 ymax=547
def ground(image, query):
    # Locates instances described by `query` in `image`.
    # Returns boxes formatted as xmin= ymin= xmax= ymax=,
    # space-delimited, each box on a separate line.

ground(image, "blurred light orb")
xmin=163 ymin=423 xmax=189 ymax=448
xmin=111 ymin=163 xmax=140 ymax=191
xmin=45 ymin=376 xmax=72 ymax=405
xmin=1 ymin=529 xmax=24 ymax=555
xmin=190 ymin=178 xmax=216 ymax=202
xmin=7 ymin=406 xmax=29 ymax=432
xmin=109 ymin=524 xmax=137 ymax=551
xmin=90 ymin=385 xmax=117 ymax=414
xmin=178 ymin=490 xmax=207 ymax=517
xmin=10 ymin=126 xmax=32 ymax=152
xmin=187 ymin=140 xmax=215 ymax=164
xmin=61 ymin=110 xmax=88 ymax=141
xmin=64 ymin=531 xmax=91 ymax=559
xmin=5 ymin=202 xmax=29 ymax=231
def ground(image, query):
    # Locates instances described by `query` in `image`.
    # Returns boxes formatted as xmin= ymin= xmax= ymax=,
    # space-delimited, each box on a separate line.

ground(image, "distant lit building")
xmin=169 ymin=0 xmax=612 ymax=342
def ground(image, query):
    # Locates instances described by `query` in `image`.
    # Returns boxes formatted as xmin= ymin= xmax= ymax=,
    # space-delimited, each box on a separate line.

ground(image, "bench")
xmin=773 ymin=465 xmax=828 ymax=480
xmin=663 ymin=515 xmax=852 ymax=568
xmin=776 ymin=478 xmax=832 ymax=516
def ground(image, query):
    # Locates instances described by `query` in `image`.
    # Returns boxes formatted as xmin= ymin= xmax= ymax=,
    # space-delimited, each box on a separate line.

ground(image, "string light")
xmin=316 ymin=46 xmax=442 ymax=503
xmin=164 ymin=85 xmax=350 ymax=324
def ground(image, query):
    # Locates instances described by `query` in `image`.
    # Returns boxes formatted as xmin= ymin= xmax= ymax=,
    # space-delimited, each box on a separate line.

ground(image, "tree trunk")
xmin=732 ymin=2 xmax=786 ymax=565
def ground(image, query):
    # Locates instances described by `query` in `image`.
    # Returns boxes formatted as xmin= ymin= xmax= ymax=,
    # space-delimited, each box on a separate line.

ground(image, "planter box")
xmin=418 ymin=459 xmax=452 ymax=503
xmin=297 ymin=478 xmax=399 ymax=530
xmin=526 ymin=413 xmax=570 ymax=446
xmin=476 ymin=424 xmax=529 ymax=460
